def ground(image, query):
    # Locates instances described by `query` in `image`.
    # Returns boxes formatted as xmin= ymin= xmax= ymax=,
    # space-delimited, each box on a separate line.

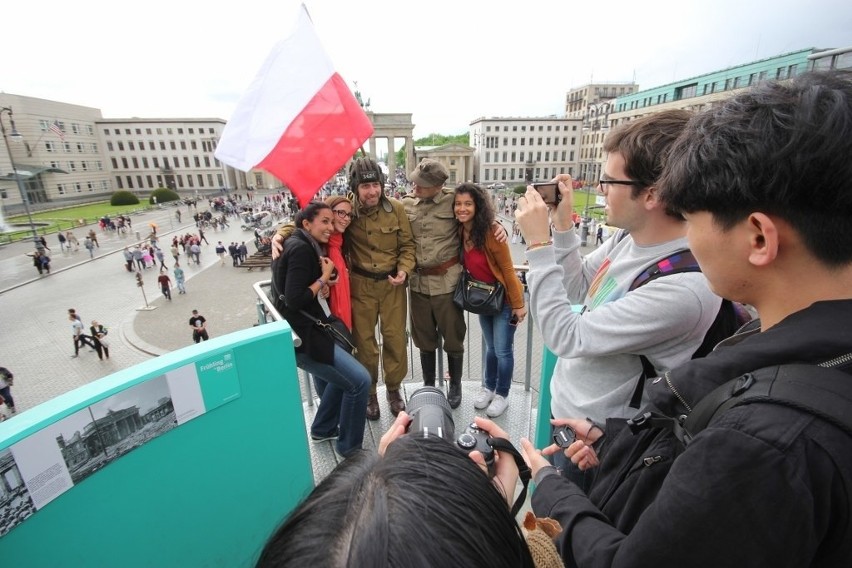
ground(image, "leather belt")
xmin=351 ymin=265 xmax=396 ymax=280
xmin=415 ymin=257 xmax=459 ymax=276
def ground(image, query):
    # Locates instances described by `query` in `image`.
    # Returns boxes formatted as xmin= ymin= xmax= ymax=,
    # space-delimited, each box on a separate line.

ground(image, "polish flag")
xmin=215 ymin=4 xmax=373 ymax=206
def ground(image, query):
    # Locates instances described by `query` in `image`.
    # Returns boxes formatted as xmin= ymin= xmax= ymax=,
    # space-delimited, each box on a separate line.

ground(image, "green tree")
xmin=111 ymin=191 xmax=140 ymax=206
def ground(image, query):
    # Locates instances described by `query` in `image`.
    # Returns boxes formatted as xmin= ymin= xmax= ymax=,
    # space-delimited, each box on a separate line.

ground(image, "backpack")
xmin=594 ymin=360 xmax=852 ymax=534
xmin=627 ymin=248 xmax=753 ymax=408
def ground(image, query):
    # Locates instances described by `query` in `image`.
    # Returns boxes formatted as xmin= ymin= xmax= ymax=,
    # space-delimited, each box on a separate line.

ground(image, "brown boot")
xmin=387 ymin=389 xmax=406 ymax=416
xmin=366 ymin=393 xmax=380 ymax=421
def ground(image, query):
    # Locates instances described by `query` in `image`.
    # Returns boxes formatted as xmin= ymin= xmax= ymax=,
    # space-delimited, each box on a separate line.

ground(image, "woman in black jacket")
xmin=271 ymin=201 xmax=369 ymax=457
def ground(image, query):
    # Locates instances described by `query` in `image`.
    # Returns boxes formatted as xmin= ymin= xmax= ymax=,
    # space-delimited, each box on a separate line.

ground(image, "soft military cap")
xmin=409 ymin=158 xmax=449 ymax=188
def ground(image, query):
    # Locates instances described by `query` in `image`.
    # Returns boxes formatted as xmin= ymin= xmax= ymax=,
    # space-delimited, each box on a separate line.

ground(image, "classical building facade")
xmin=469 ymin=116 xmax=582 ymax=188
xmin=412 ymin=144 xmax=475 ymax=186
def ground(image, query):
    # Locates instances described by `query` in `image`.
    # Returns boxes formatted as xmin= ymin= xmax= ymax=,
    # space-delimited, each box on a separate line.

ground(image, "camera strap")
xmin=487 ymin=436 xmax=532 ymax=517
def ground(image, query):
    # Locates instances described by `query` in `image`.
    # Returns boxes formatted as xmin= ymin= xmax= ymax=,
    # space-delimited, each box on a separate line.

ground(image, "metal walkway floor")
xmin=302 ymin=379 xmax=538 ymax=484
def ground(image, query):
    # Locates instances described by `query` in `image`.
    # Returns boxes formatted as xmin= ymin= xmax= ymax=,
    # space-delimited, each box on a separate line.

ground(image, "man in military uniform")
xmin=347 ymin=157 xmax=416 ymax=420
xmin=402 ymin=159 xmax=468 ymax=408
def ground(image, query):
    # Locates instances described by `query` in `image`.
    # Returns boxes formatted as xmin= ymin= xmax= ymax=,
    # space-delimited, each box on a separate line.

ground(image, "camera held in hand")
xmin=407 ymin=386 xmax=495 ymax=474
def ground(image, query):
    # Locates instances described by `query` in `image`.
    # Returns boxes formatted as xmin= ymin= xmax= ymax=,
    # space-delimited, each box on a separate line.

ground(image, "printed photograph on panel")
xmin=0 ymin=449 xmax=36 ymax=537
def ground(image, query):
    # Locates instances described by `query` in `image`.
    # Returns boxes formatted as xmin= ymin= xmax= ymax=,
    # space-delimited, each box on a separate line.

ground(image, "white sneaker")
xmin=486 ymin=395 xmax=509 ymax=417
xmin=474 ymin=387 xmax=495 ymax=410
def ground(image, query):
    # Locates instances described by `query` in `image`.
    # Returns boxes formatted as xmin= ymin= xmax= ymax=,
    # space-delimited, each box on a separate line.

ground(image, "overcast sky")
xmin=3 ymin=0 xmax=850 ymax=139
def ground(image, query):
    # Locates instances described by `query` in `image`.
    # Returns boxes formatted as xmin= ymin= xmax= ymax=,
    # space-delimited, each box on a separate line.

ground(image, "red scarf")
xmin=326 ymin=232 xmax=353 ymax=329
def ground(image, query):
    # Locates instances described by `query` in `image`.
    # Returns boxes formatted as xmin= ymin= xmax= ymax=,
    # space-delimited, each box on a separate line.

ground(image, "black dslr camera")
xmin=406 ymin=387 xmax=495 ymax=472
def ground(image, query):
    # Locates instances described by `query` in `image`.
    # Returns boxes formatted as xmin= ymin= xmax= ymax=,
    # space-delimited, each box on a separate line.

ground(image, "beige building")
xmin=0 ymin=94 xmax=110 ymax=212
xmin=97 ymin=118 xmax=235 ymax=195
xmin=564 ymin=82 xmax=638 ymax=186
xmin=469 ymin=116 xmax=582 ymax=188
xmin=412 ymin=144 xmax=475 ymax=187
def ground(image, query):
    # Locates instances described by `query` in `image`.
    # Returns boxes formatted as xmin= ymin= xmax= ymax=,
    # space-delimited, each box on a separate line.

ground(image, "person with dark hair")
xmin=271 ymin=201 xmax=370 ymax=457
xmin=523 ymin=70 xmax=852 ymax=567
xmin=189 ymin=310 xmax=209 ymax=343
xmin=0 ymin=367 xmax=15 ymax=415
xmin=257 ymin=413 xmax=558 ymax=568
xmin=515 ymin=110 xmax=722 ymax=490
xmin=454 ymin=183 xmax=526 ymax=417
xmin=346 ymin=156 xmax=416 ymax=420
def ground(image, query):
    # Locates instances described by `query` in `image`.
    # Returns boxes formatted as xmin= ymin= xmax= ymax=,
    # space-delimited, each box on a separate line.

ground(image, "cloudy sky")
xmin=4 ymin=0 xmax=850 ymax=139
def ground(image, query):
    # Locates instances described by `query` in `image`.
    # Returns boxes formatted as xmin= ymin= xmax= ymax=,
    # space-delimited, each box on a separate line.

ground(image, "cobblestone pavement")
xmin=0 ymin=203 xmax=278 ymax=413
xmin=0 ymin=200 xmax=602 ymax=416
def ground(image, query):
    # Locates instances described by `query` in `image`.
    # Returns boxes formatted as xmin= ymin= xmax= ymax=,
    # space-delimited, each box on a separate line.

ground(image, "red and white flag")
xmin=215 ymin=4 xmax=373 ymax=206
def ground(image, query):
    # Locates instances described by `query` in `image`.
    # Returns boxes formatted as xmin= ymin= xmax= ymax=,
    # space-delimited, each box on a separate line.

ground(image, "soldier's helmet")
xmin=348 ymin=157 xmax=386 ymax=194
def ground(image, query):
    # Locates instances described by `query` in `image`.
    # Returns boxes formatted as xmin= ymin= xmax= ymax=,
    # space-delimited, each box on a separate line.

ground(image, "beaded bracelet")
xmin=525 ymin=240 xmax=553 ymax=252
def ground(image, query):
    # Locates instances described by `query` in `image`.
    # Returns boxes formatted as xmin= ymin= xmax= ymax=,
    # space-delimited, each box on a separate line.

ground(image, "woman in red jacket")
xmin=454 ymin=183 xmax=526 ymax=417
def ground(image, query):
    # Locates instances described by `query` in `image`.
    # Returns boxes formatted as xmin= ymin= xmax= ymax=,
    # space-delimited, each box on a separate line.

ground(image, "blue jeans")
xmin=296 ymin=344 xmax=370 ymax=456
xmin=478 ymin=303 xmax=517 ymax=397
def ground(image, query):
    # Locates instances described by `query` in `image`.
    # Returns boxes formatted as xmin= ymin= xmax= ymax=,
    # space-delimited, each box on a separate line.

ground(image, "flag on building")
xmin=215 ymin=4 xmax=373 ymax=206
xmin=49 ymin=121 xmax=65 ymax=141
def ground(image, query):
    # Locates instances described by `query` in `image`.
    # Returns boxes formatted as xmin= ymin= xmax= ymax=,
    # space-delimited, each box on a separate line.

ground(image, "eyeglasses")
xmin=598 ymin=179 xmax=644 ymax=187
xmin=332 ymin=209 xmax=353 ymax=219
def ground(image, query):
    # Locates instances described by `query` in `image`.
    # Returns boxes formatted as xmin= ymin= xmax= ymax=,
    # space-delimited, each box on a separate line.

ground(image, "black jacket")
xmin=271 ymin=231 xmax=334 ymax=363
xmin=532 ymin=300 xmax=852 ymax=567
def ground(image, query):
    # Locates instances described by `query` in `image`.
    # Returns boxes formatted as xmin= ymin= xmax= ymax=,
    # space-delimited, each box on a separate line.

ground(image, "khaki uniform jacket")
xmin=346 ymin=197 xmax=416 ymax=277
xmin=402 ymin=188 xmax=462 ymax=295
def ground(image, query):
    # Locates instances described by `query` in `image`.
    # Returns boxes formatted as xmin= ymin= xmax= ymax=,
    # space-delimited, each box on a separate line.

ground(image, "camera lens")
xmin=407 ymin=386 xmax=455 ymax=442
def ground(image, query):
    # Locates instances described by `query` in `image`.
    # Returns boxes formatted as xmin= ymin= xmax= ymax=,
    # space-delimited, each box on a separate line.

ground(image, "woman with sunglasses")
xmin=454 ymin=183 xmax=526 ymax=417
xmin=273 ymin=195 xmax=355 ymax=330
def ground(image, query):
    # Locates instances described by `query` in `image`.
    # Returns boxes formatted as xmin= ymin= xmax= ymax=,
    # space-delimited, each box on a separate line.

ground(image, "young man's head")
xmin=601 ymin=109 xmax=692 ymax=227
xmin=660 ymin=71 xmax=852 ymax=268
xmin=660 ymin=71 xmax=852 ymax=319
xmin=409 ymin=158 xmax=449 ymax=199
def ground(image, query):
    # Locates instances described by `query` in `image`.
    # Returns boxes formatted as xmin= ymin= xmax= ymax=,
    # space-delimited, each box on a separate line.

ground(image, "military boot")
xmin=420 ymin=350 xmax=436 ymax=387
xmin=447 ymin=354 xmax=464 ymax=409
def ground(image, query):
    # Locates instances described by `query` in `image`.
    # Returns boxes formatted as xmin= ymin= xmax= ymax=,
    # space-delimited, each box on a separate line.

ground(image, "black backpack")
xmin=627 ymin=249 xmax=753 ymax=408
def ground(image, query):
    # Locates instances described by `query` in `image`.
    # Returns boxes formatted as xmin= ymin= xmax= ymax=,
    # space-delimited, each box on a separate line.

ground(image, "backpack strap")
xmin=681 ymin=363 xmax=852 ymax=444
xmin=628 ymin=249 xmax=698 ymax=291
xmin=626 ymin=249 xmax=700 ymax=408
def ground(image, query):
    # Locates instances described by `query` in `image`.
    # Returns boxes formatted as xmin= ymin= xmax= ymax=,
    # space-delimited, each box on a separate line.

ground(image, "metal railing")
xmin=251 ymin=264 xmax=540 ymax=399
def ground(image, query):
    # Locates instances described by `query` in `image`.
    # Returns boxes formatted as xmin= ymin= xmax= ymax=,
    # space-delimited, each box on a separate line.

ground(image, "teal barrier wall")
xmin=534 ymin=347 xmax=557 ymax=449
xmin=0 ymin=321 xmax=313 ymax=567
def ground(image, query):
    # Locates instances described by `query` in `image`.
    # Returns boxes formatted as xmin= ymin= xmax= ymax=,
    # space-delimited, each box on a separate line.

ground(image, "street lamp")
xmin=0 ymin=106 xmax=42 ymax=251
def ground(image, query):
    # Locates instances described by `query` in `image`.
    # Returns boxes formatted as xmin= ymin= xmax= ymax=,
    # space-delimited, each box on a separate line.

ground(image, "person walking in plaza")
xmin=175 ymin=208 xmax=182 ymax=223
xmin=158 ymin=269 xmax=173 ymax=301
xmin=173 ymin=263 xmax=186 ymax=294
xmin=271 ymin=201 xmax=370 ymax=458
xmin=123 ymin=247 xmax=134 ymax=272
xmin=190 ymin=242 xmax=201 ymax=264
xmin=198 ymin=227 xmax=209 ymax=245
xmin=215 ymin=241 xmax=227 ymax=266
xmin=454 ymin=183 xmax=526 ymax=417
xmin=346 ymin=157 xmax=416 ymax=420
xmin=132 ymin=245 xmax=145 ymax=271
xmin=70 ymin=312 xmax=97 ymax=357
xmin=88 ymin=229 xmax=99 ymax=248
xmin=66 ymin=231 xmax=79 ymax=252
xmin=89 ymin=320 xmax=110 ymax=360
xmin=57 ymin=231 xmax=67 ymax=252
xmin=141 ymin=245 xmax=153 ymax=268
xmin=28 ymin=250 xmax=50 ymax=276
xmin=154 ymin=246 xmax=167 ymax=270
xmin=189 ymin=310 xmax=209 ymax=343
xmin=238 ymin=241 xmax=248 ymax=264
xmin=84 ymin=236 xmax=95 ymax=259
xmin=229 ymin=242 xmax=240 ymax=266
xmin=170 ymin=242 xmax=180 ymax=265
xmin=0 ymin=367 xmax=16 ymax=415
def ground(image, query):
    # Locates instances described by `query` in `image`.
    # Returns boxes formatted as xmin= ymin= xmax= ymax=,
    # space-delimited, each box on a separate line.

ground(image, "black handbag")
xmin=299 ymin=309 xmax=357 ymax=355
xmin=453 ymin=270 xmax=505 ymax=315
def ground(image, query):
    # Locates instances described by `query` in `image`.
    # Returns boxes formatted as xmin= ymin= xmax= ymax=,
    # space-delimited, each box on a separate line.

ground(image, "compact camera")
xmin=532 ymin=182 xmax=560 ymax=206
xmin=407 ymin=386 xmax=495 ymax=472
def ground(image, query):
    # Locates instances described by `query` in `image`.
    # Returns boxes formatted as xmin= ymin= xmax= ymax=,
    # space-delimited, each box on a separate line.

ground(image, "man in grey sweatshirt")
xmin=515 ymin=110 xmax=722 ymax=489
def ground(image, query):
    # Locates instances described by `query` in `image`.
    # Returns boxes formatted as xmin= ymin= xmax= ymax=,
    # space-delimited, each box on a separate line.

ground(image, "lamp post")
xmin=0 ymin=106 xmax=42 ymax=251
